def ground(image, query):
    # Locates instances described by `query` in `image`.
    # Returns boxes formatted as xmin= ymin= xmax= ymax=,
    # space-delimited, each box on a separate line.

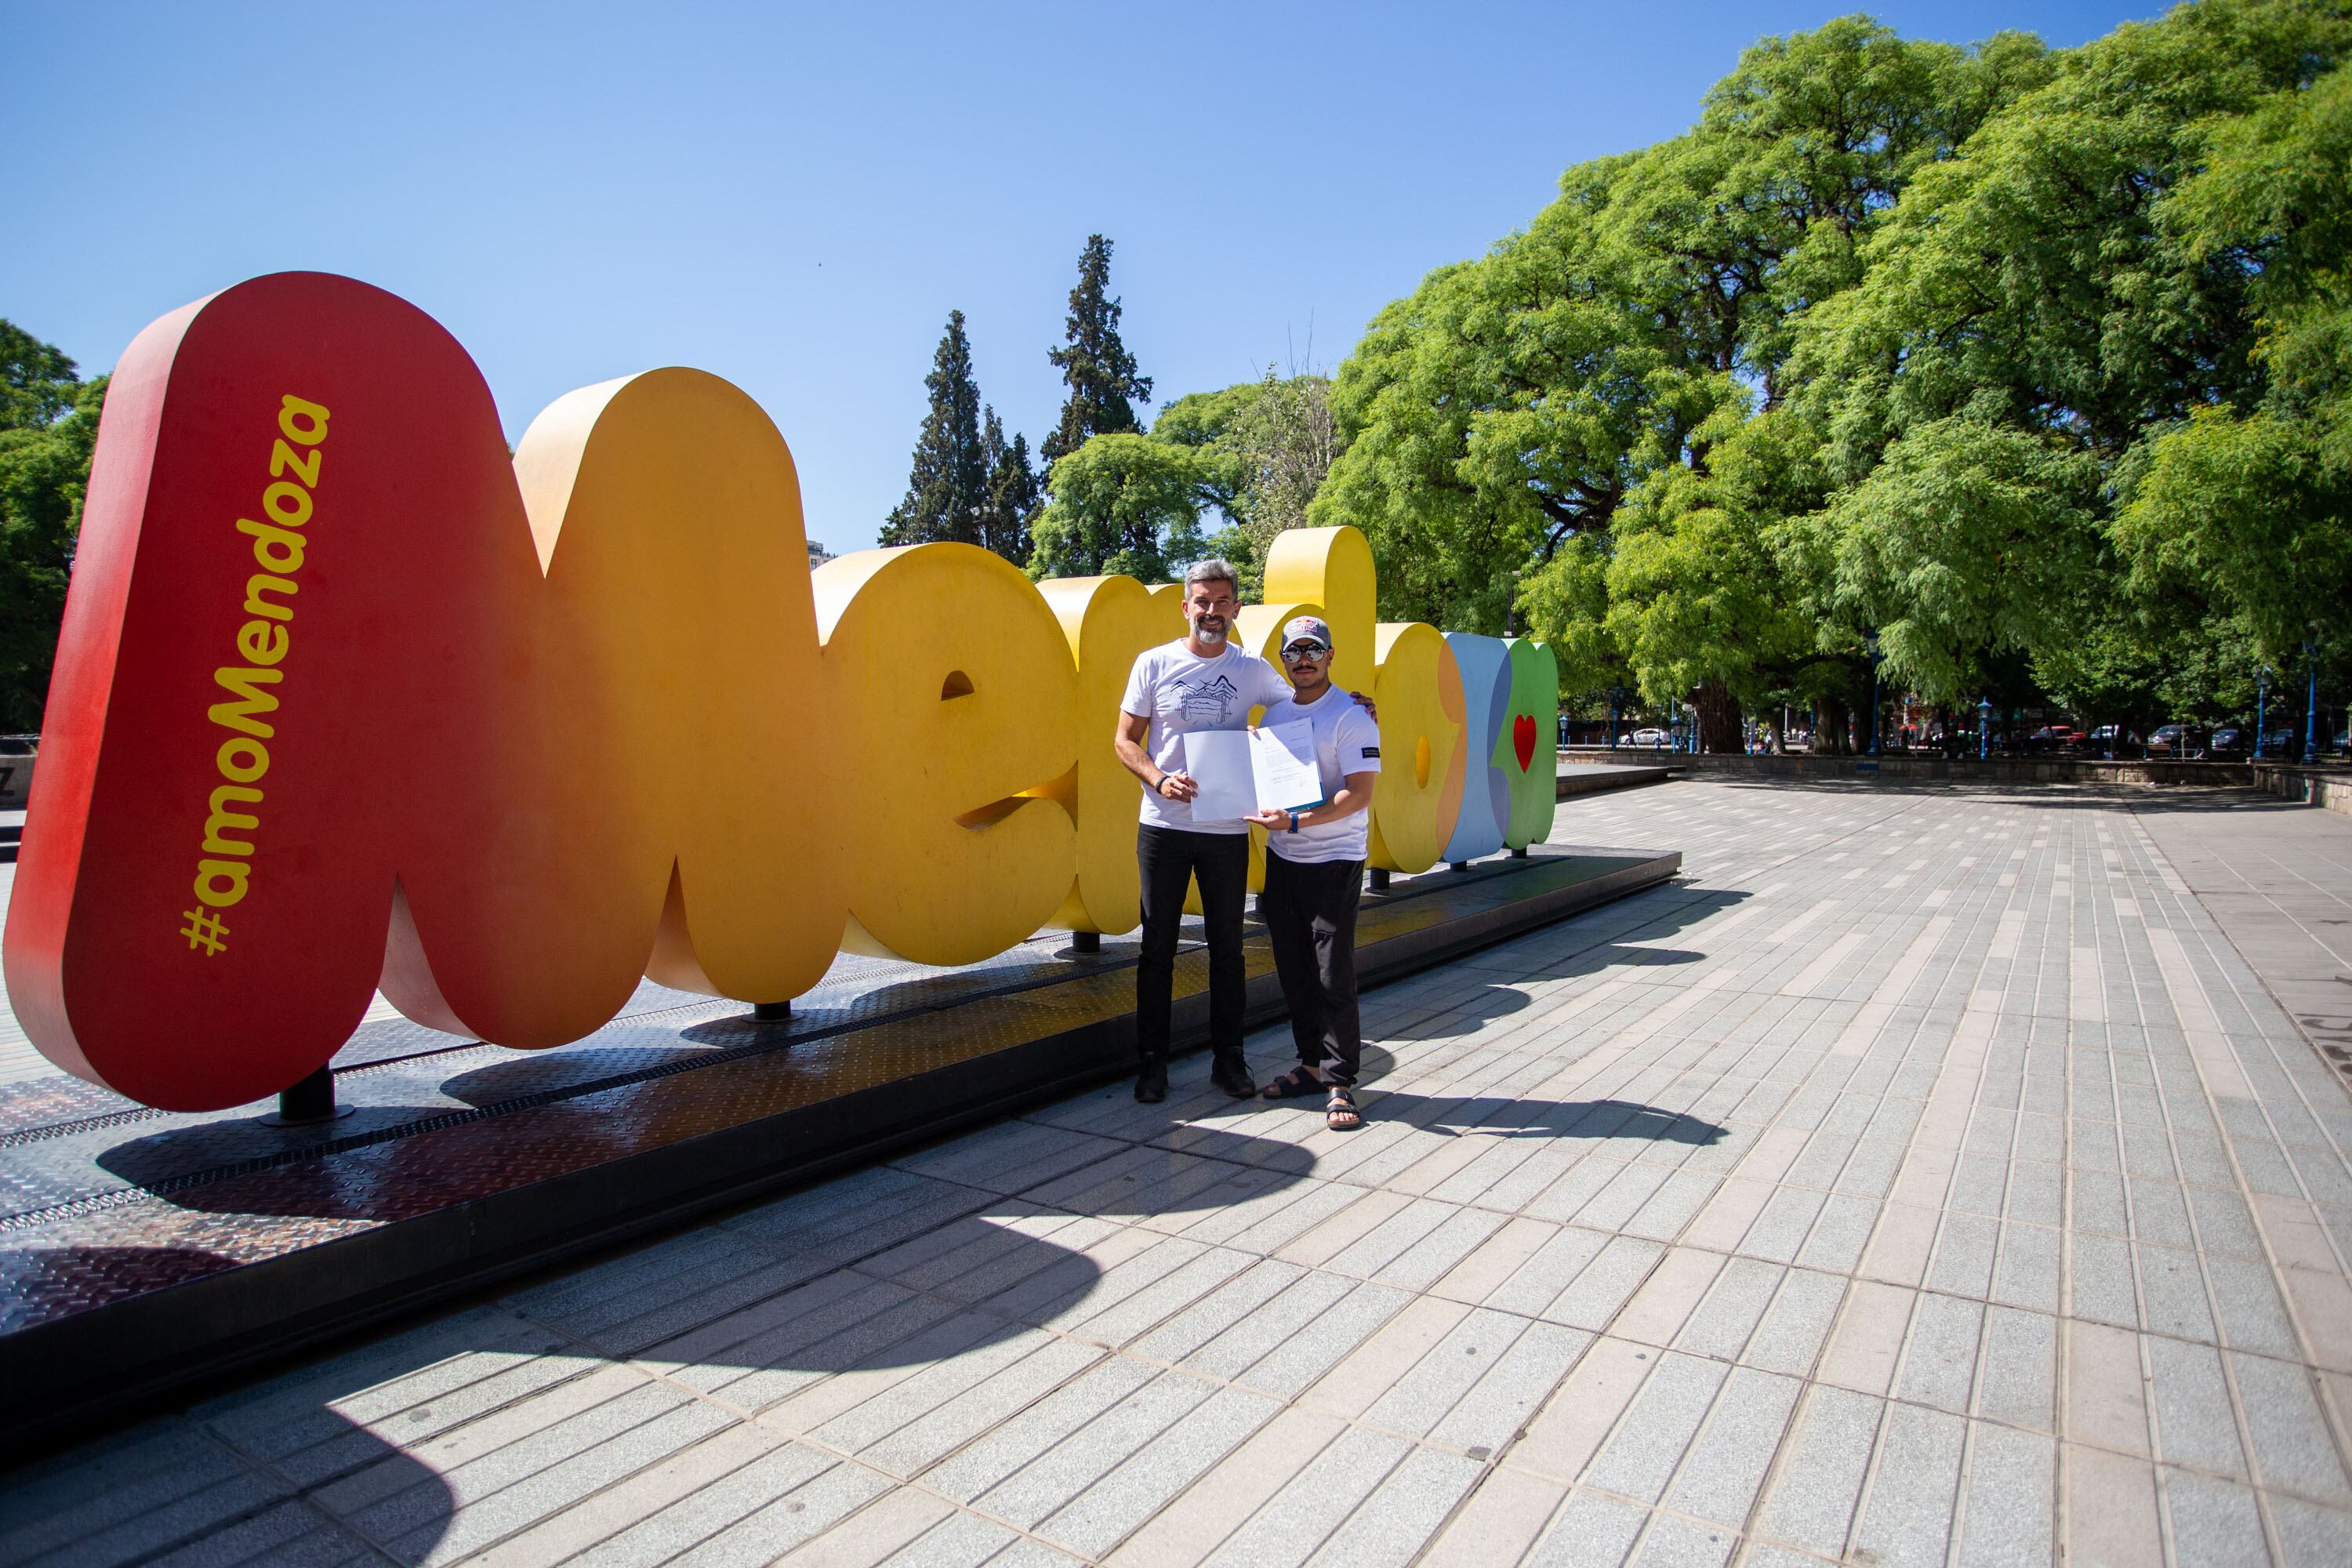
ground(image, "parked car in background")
xmin=2085 ymin=724 xmax=2135 ymax=750
xmin=2259 ymin=726 xmax=2299 ymax=756
xmin=1628 ymin=727 xmax=1672 ymax=747
xmin=2209 ymin=726 xmax=2248 ymax=753
xmin=2026 ymin=725 xmax=2081 ymax=753
xmin=2147 ymin=724 xmax=2212 ymax=757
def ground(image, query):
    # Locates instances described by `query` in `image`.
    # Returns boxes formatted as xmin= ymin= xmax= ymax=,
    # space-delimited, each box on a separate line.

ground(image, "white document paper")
xmin=1180 ymin=731 xmax=1260 ymax=821
xmin=1182 ymin=722 xmax=1326 ymax=820
xmin=1247 ymin=720 xmax=1327 ymax=811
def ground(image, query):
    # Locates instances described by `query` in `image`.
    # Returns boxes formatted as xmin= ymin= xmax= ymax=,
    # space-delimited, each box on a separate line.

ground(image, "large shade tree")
xmin=1301 ymin=1 xmax=2350 ymax=748
xmin=0 ymin=321 xmax=104 ymax=733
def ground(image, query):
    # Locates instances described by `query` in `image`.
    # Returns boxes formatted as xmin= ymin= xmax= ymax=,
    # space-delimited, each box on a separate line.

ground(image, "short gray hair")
xmin=1183 ymin=557 xmax=1240 ymax=593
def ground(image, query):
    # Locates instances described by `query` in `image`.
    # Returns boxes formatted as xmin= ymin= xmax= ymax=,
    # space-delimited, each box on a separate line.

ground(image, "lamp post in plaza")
xmin=2306 ymin=641 xmax=2321 ymax=764
xmin=1978 ymin=696 xmax=1994 ymax=760
xmin=1866 ymin=633 xmax=1882 ymax=756
xmin=2256 ymin=664 xmax=2270 ymax=759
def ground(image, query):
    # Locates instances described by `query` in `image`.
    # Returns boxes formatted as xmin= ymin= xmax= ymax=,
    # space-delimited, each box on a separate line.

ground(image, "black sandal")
xmin=1326 ymin=1087 xmax=1362 ymax=1131
xmin=1261 ymin=1065 xmax=1323 ymax=1099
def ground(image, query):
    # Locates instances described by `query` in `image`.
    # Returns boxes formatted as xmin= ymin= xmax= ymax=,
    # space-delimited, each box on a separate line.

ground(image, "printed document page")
xmin=1182 ymin=724 xmax=1326 ymax=818
xmin=1248 ymin=720 xmax=1325 ymax=811
xmin=1181 ymin=730 xmax=1259 ymax=820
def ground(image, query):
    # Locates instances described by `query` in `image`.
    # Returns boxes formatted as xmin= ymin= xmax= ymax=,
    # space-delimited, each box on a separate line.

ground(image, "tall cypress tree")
xmin=978 ymin=406 xmax=1039 ymax=566
xmin=882 ymin=310 xmax=988 ymax=546
xmin=1042 ymin=235 xmax=1152 ymax=470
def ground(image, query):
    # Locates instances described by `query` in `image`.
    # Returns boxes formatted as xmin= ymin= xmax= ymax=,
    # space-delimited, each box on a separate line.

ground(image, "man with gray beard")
xmin=1114 ymin=560 xmax=1372 ymax=1103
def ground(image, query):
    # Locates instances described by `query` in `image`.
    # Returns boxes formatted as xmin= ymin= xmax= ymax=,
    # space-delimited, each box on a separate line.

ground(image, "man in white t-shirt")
xmin=1115 ymin=560 xmax=1296 ymax=1103
xmin=1114 ymin=561 xmax=1375 ymax=1104
xmin=1245 ymin=615 xmax=1381 ymax=1131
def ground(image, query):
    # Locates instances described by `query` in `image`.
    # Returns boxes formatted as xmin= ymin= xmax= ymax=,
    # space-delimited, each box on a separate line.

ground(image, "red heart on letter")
xmin=1513 ymin=713 xmax=1537 ymax=771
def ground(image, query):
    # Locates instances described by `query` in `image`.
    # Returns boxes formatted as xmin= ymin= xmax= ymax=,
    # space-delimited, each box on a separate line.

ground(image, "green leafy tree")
xmin=1785 ymin=418 xmax=2107 ymax=702
xmin=1153 ymin=369 xmax=1339 ymax=568
xmin=882 ymin=310 xmax=988 ymax=546
xmin=1319 ymin=16 xmax=2040 ymax=662
xmin=1042 ymin=235 xmax=1152 ymax=470
xmin=0 ymin=321 xmax=103 ymax=733
xmin=1315 ymin=220 xmax=1689 ymax=634
xmin=2119 ymin=56 xmax=2352 ymax=679
xmin=978 ymin=406 xmax=1040 ymax=566
xmin=1310 ymin=17 xmax=1968 ymax=749
xmin=1026 ymin=434 xmax=1207 ymax=583
xmin=1786 ymin=0 xmax=2349 ymax=695
xmin=1604 ymin=402 xmax=1849 ymax=750
xmin=1225 ymin=368 xmax=1338 ymax=552
xmin=2 ymin=322 xmax=79 ymax=430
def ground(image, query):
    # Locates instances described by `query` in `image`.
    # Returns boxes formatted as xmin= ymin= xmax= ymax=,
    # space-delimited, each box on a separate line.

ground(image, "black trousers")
xmin=1258 ymin=852 xmax=1366 ymax=1086
xmin=1135 ymin=825 xmax=1251 ymax=1062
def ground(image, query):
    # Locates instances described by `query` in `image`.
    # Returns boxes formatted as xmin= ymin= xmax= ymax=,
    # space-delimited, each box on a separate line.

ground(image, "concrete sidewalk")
xmin=6 ymin=779 xmax=2351 ymax=1566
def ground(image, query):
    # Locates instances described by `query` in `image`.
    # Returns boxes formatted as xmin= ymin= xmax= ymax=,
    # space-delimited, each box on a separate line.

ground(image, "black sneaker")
xmin=1210 ymin=1054 xmax=1256 ymax=1099
xmin=1134 ymin=1057 xmax=1168 ymax=1103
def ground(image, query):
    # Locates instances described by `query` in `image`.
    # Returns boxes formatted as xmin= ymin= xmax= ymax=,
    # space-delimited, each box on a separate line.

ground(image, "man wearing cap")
xmin=1114 ymin=563 xmax=1372 ymax=1104
xmin=1245 ymin=615 xmax=1381 ymax=1131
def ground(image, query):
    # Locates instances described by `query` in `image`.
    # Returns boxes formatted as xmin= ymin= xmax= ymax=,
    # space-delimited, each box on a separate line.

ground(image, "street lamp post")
xmin=1978 ymin=697 xmax=1994 ymax=761
xmin=1866 ymin=633 xmax=1882 ymax=756
xmin=2256 ymin=665 xmax=2270 ymax=760
xmin=2306 ymin=642 xmax=2321 ymax=765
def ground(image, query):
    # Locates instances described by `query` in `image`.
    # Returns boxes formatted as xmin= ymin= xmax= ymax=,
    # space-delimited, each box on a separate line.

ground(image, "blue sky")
xmin=5 ymin=2 xmax=2160 ymax=552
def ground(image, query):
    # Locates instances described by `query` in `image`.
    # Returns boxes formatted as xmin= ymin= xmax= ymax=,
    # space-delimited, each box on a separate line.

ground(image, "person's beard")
xmin=1192 ymin=616 xmax=1228 ymax=645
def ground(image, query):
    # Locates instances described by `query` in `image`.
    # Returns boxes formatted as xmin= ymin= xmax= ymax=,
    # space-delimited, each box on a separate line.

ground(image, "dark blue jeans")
xmin=1134 ymin=825 xmax=1250 ymax=1062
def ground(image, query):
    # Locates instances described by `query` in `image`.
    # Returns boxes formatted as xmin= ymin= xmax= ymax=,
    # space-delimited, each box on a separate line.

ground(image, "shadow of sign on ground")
xmin=0 ymin=1387 xmax=456 ymax=1567
xmin=13 ymin=1080 xmax=1731 ymax=1562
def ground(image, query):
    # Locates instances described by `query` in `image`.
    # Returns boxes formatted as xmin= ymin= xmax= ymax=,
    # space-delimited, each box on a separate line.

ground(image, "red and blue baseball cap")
xmin=1280 ymin=615 xmax=1334 ymax=652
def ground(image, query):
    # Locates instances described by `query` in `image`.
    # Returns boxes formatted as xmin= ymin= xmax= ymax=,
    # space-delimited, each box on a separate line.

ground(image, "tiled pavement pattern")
xmin=7 ymin=780 xmax=2352 ymax=1566
xmin=2132 ymin=801 xmax=2352 ymax=1083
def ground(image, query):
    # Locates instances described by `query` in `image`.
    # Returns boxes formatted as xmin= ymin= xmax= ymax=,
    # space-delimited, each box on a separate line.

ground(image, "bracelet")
xmin=1287 ymin=810 xmax=1300 ymax=833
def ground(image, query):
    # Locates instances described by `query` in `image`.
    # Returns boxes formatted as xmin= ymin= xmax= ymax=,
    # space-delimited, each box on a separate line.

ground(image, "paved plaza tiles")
xmin=5 ymin=779 xmax=2352 ymax=1567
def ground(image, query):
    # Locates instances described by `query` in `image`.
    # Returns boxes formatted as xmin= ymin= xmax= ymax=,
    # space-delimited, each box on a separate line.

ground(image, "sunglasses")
xmin=1283 ymin=643 xmax=1331 ymax=661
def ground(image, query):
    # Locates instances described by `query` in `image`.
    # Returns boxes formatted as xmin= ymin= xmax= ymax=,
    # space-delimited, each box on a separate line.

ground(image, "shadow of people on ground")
xmin=1370 ymin=1096 xmax=1729 ymax=1143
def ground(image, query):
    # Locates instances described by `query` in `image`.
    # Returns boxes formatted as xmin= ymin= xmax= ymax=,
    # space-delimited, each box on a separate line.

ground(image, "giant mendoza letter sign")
xmin=2 ymin=273 xmax=1560 ymax=1112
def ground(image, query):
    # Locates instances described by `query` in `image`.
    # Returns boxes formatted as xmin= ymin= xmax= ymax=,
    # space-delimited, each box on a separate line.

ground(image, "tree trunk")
xmin=1693 ymin=680 xmax=1743 ymax=755
xmin=1769 ymin=709 xmax=1788 ymax=755
xmin=1817 ymin=696 xmax=1850 ymax=756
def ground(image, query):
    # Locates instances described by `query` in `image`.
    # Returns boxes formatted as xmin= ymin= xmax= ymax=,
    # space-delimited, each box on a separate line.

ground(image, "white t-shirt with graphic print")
xmin=1258 ymin=687 xmax=1383 ymax=865
xmin=1120 ymin=640 xmax=1294 ymax=834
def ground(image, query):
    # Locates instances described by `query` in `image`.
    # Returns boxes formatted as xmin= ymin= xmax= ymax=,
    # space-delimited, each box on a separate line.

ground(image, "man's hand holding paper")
xmin=1182 ymin=721 xmax=1327 ymax=821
